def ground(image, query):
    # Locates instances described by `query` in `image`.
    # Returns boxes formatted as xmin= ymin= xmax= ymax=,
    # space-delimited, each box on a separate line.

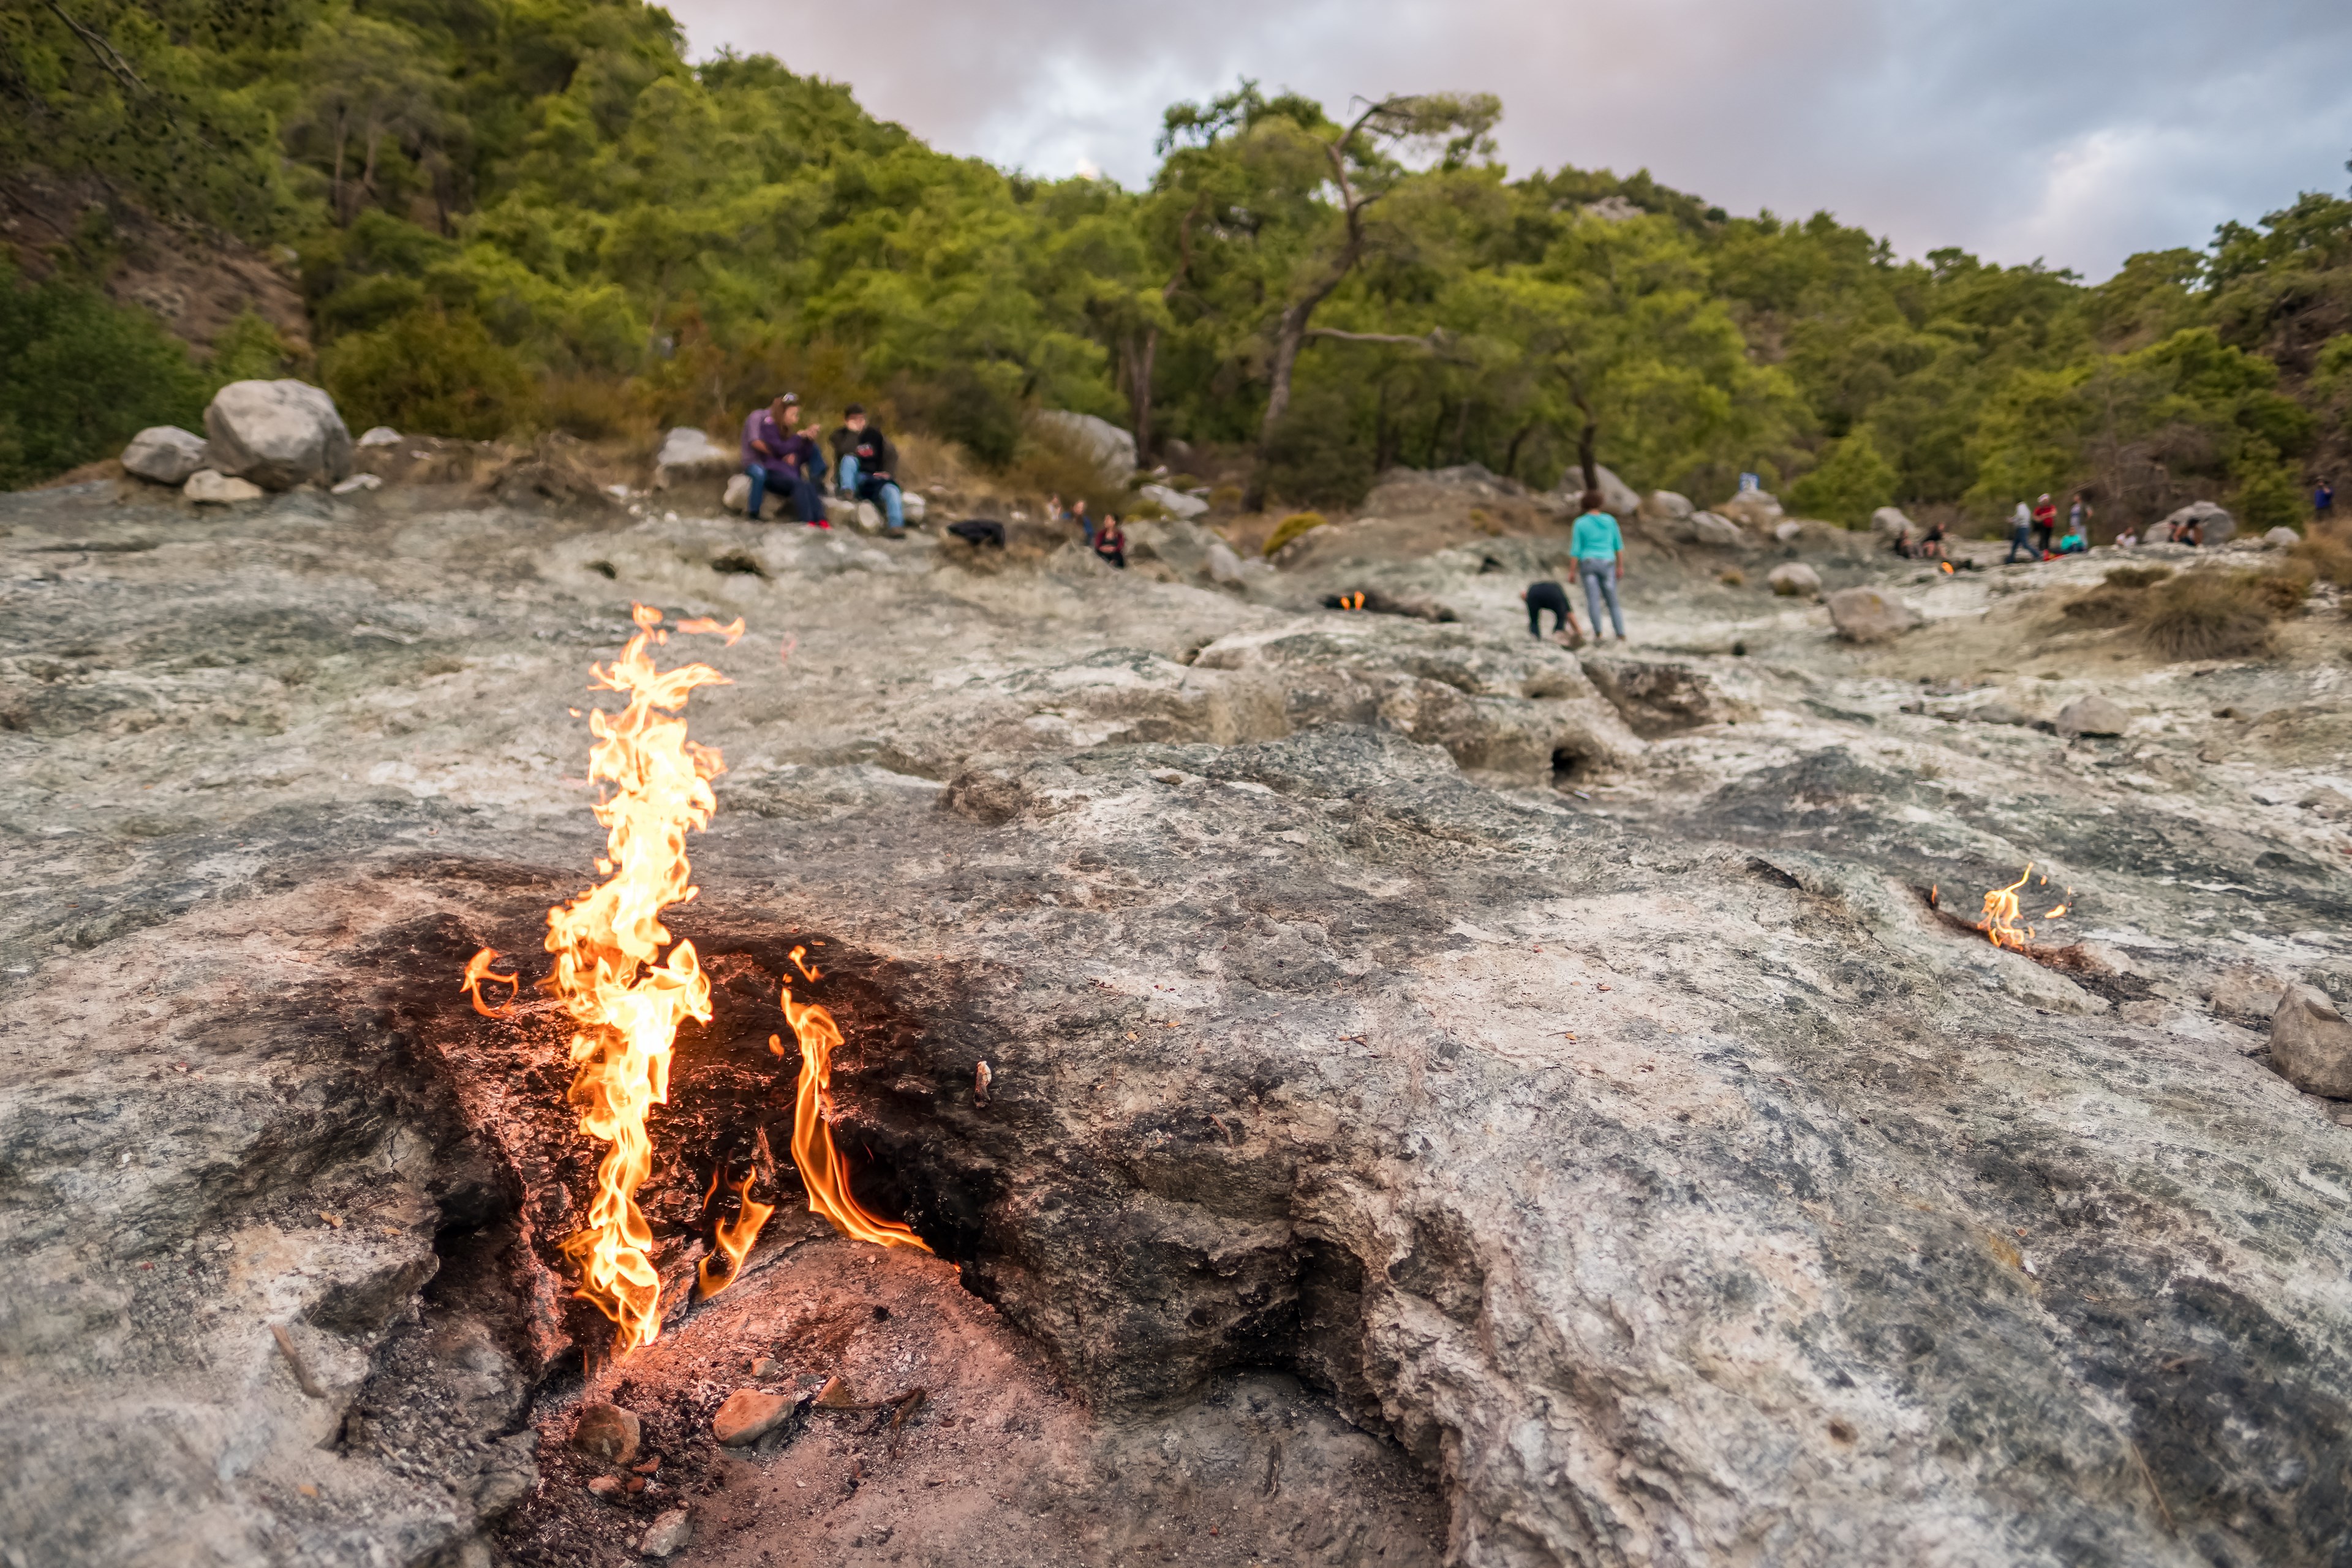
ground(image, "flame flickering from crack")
xmin=779 ymin=982 xmax=933 ymax=1253
xmin=1981 ymin=862 xmax=2073 ymax=950
xmin=464 ymin=603 xmax=739 ymax=1353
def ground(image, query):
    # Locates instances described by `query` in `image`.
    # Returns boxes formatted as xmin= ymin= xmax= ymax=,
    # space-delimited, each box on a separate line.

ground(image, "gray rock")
xmin=202 ymin=379 xmax=353 ymax=489
xmin=1773 ymin=519 xmax=1804 ymax=542
xmin=2271 ymin=986 xmax=2352 ymax=1098
xmin=653 ymin=426 xmax=736 ymax=491
xmin=1139 ymin=482 xmax=1210 ymax=519
xmin=1205 ymin=540 xmax=1246 ymax=587
xmin=120 ymin=426 xmax=210 ymax=485
xmin=1972 ymin=701 xmax=2029 ymax=726
xmin=2301 ymin=786 xmax=2352 ymax=821
xmin=1578 ymin=654 xmax=1746 ymax=736
xmin=1640 ymin=490 xmax=1694 ymax=524
xmin=1688 ymin=511 xmax=1746 ymax=548
xmin=1034 ymin=410 xmax=1137 ymax=478
xmin=2266 ymin=526 xmax=2302 ymax=548
xmin=2207 ymin=964 xmax=2291 ymax=1025
xmin=183 ymin=469 xmax=263 ymax=504
xmin=2055 ymin=695 xmax=2130 ymax=737
xmin=330 ymin=472 xmax=382 ymax=496
xmin=639 ymin=1508 xmax=693 ymax=1559
xmin=1826 ymin=586 xmax=1920 ymax=642
xmin=356 ymin=426 xmax=403 ymax=448
xmin=721 ymin=472 xmax=778 ymax=519
xmin=1768 ymin=561 xmax=1822 ymax=598
xmin=572 ymin=1403 xmax=640 ymax=1464
xmin=712 ymin=1389 xmax=805 ymax=1446
xmin=1871 ymin=506 xmax=1916 ymax=538
xmin=2158 ymin=499 xmax=2235 ymax=546
xmin=1558 ymin=464 xmax=1640 ymax=518
xmin=902 ymin=489 xmax=929 ymax=524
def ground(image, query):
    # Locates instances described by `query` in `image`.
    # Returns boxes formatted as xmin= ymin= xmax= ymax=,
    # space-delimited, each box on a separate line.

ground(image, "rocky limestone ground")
xmin=2 ymin=472 xmax=2349 ymax=1568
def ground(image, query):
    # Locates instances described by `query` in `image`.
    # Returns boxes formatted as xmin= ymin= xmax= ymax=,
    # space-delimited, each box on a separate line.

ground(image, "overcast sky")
xmin=665 ymin=0 xmax=2352 ymax=280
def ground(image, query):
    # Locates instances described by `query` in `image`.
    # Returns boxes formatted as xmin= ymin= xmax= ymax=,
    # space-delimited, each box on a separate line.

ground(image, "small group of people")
xmin=739 ymin=393 xmax=907 ymax=535
xmin=1047 ymin=493 xmax=1128 ymax=569
xmin=1520 ymin=488 xmax=1629 ymax=645
xmin=2005 ymin=491 xmax=2094 ymax=563
xmin=1890 ymin=516 xmax=1950 ymax=559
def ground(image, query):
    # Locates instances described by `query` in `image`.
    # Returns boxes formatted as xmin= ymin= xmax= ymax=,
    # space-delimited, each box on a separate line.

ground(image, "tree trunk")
xmin=1244 ymin=300 xmax=1317 ymax=511
xmin=1126 ymin=326 xmax=1159 ymax=466
xmin=331 ymin=110 xmax=349 ymax=226
xmin=1450 ymin=399 xmax=1471 ymax=466
xmin=1568 ymin=386 xmax=1600 ymax=496
xmin=1502 ymin=419 xmax=1536 ymax=481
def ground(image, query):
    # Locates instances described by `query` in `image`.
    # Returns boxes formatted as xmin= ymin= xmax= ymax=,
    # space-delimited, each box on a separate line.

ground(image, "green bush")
xmin=321 ymin=307 xmax=537 ymax=440
xmin=1789 ymin=426 xmax=1898 ymax=527
xmin=208 ymin=310 xmax=295 ymax=385
xmin=0 ymin=265 xmax=208 ymax=489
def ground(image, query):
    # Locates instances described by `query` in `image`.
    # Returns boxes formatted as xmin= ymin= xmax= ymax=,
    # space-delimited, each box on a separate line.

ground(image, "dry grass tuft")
xmin=2292 ymin=526 xmax=2352 ymax=587
xmin=2062 ymin=586 xmax=2145 ymax=627
xmin=2103 ymin=564 xmax=2173 ymax=589
xmin=2136 ymin=570 xmax=2280 ymax=661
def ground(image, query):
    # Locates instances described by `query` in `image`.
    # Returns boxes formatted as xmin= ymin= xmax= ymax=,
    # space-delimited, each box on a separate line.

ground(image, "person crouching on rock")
xmin=1093 ymin=514 xmax=1127 ymax=569
xmin=742 ymin=393 xmax=827 ymax=526
xmin=1521 ymin=581 xmax=1582 ymax=645
xmin=1570 ymin=491 xmax=1627 ymax=642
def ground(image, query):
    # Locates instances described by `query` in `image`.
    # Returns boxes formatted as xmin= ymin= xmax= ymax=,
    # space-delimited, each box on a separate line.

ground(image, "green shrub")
xmin=1264 ymin=511 xmax=1329 ymax=556
xmin=0 ymin=265 xmax=208 ymax=488
xmin=208 ymin=310 xmax=295 ymax=385
xmin=1789 ymin=426 xmax=1898 ymax=527
xmin=322 ymin=307 xmax=537 ymax=440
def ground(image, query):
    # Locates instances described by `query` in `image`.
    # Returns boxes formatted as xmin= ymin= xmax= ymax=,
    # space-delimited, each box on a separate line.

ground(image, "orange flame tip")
xmin=790 ymin=944 xmax=821 ymax=982
xmin=1981 ymin=862 xmax=2034 ymax=951
xmin=698 ymin=1170 xmax=775 ymax=1297
xmin=461 ymin=948 xmax=521 ymax=1017
xmin=782 ymin=985 xmax=931 ymax=1254
xmin=676 ymin=616 xmax=747 ymax=646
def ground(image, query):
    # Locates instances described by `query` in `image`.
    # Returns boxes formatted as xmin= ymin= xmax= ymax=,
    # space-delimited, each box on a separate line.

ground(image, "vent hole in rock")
xmin=1552 ymin=743 xmax=1600 ymax=786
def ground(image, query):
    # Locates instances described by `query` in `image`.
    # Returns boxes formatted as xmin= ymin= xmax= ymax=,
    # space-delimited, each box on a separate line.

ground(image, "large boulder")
xmin=2271 ymin=986 xmax=2352 ymax=1098
xmin=121 ymin=426 xmax=210 ymax=486
xmin=2264 ymin=527 xmax=2302 ymax=548
xmin=654 ymin=427 xmax=736 ymax=491
xmin=721 ymin=472 xmax=782 ymax=520
xmin=1558 ymin=464 xmax=1640 ymax=518
xmin=202 ymin=380 xmax=353 ymax=490
xmin=1688 ymin=511 xmax=1746 ymax=548
xmin=1639 ymin=490 xmax=1694 ymax=524
xmin=1871 ymin=506 xmax=1915 ymax=539
xmin=1826 ymin=586 xmax=1920 ymax=643
xmin=1034 ymin=410 xmax=1137 ymax=479
xmin=1768 ymin=561 xmax=1822 ymax=598
xmin=2157 ymin=499 xmax=2234 ymax=546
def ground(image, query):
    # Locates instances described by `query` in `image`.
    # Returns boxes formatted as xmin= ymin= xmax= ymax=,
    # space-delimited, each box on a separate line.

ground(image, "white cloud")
xmin=668 ymin=0 xmax=2352 ymax=277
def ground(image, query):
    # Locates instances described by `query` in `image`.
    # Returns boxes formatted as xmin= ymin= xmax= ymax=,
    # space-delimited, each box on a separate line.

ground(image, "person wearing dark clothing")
xmin=1521 ymin=580 xmax=1578 ymax=640
xmin=2320 ymin=480 xmax=2335 ymax=521
xmin=741 ymin=393 xmax=827 ymax=524
xmin=1918 ymin=518 xmax=1948 ymax=559
xmin=835 ymin=406 xmax=904 ymax=532
xmin=1092 ymin=515 xmax=1127 ymax=569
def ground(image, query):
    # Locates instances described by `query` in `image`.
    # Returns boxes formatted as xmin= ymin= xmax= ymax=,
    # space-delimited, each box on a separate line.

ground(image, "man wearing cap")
xmin=741 ymin=393 xmax=827 ymax=526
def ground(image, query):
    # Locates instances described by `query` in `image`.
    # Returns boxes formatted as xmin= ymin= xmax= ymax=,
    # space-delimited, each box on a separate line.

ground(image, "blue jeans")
xmin=837 ymin=454 xmax=860 ymax=496
xmin=747 ymin=465 xmax=821 ymax=523
xmin=857 ymin=475 xmax=904 ymax=530
xmin=1579 ymin=559 xmax=1624 ymax=638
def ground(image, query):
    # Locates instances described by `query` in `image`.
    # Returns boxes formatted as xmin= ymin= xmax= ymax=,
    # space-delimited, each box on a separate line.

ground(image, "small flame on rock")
xmin=782 ymin=984 xmax=932 ymax=1253
xmin=697 ymin=1169 xmax=776 ymax=1298
xmin=1980 ymin=863 xmax=2073 ymax=950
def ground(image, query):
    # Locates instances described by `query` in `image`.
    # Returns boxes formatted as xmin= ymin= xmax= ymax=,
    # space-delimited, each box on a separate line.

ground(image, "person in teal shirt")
xmin=1570 ymin=489 xmax=1627 ymax=641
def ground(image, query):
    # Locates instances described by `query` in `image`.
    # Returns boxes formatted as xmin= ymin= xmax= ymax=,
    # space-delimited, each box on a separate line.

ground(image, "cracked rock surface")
xmin=4 ymin=477 xmax=2350 ymax=1567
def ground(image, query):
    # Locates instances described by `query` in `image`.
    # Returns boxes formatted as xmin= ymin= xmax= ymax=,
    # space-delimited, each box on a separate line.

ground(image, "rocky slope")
xmin=3 ymin=473 xmax=2348 ymax=1567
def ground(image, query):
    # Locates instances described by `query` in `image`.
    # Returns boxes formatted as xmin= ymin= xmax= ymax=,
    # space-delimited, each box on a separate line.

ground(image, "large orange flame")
xmin=782 ymin=984 xmax=932 ymax=1253
xmin=1982 ymin=863 xmax=2033 ymax=949
xmin=532 ymin=603 xmax=731 ymax=1351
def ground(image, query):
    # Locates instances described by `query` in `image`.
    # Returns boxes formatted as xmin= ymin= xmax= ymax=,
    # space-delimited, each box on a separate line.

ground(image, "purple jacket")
xmin=742 ymin=409 xmax=822 ymax=480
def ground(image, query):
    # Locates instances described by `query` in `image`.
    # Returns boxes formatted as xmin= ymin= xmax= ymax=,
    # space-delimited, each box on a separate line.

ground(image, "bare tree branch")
xmin=43 ymin=1 xmax=146 ymax=94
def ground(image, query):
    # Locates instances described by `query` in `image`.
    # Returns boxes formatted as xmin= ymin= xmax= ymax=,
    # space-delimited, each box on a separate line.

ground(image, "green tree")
xmin=1790 ymin=426 xmax=1898 ymax=525
xmin=0 ymin=262 xmax=208 ymax=488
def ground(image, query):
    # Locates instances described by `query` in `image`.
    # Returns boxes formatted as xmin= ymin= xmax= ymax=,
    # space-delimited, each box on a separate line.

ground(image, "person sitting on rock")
xmin=1060 ymin=496 xmax=1095 ymax=546
xmin=1918 ymin=518 xmax=1948 ymax=560
xmin=1521 ymin=581 xmax=1581 ymax=644
xmin=1092 ymin=513 xmax=1127 ymax=569
xmin=838 ymin=406 xmax=905 ymax=534
xmin=2056 ymin=525 xmax=2089 ymax=554
xmin=2114 ymin=522 xmax=2139 ymax=548
xmin=1571 ymin=490 xmax=1627 ymax=642
xmin=741 ymin=393 xmax=827 ymax=526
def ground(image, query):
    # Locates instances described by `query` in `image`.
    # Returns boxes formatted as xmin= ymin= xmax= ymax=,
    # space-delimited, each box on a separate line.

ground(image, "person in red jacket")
xmin=2030 ymin=493 xmax=2059 ymax=557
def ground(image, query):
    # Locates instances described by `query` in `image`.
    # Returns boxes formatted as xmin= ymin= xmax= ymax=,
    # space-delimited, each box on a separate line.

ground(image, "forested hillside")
xmin=5 ymin=0 xmax=2349 ymax=530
